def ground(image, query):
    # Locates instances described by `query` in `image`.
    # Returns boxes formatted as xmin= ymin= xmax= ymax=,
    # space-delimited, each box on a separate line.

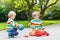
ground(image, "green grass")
xmin=43 ymin=20 xmax=60 ymax=26
xmin=0 ymin=20 xmax=60 ymax=31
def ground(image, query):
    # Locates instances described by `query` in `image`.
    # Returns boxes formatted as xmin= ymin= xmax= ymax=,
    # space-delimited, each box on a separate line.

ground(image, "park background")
xmin=0 ymin=0 xmax=60 ymax=31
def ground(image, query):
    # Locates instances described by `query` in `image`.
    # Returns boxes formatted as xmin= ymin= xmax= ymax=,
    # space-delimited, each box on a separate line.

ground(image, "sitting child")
xmin=6 ymin=11 xmax=18 ymax=38
xmin=28 ymin=11 xmax=49 ymax=36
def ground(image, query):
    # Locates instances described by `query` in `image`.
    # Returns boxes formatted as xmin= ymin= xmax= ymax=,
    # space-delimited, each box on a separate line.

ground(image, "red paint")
xmin=24 ymin=35 xmax=29 ymax=38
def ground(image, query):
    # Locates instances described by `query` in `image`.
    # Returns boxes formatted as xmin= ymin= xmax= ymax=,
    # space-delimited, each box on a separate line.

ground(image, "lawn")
xmin=0 ymin=20 xmax=60 ymax=31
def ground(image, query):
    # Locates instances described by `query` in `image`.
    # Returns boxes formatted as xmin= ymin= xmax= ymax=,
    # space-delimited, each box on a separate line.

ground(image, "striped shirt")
xmin=30 ymin=19 xmax=43 ymax=30
xmin=6 ymin=18 xmax=17 ymax=32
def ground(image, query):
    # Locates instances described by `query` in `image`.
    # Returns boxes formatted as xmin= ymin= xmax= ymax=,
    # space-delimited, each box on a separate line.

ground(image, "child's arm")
xmin=28 ymin=20 xmax=34 ymax=27
xmin=39 ymin=22 xmax=43 ymax=25
xmin=7 ymin=19 xmax=18 ymax=28
xmin=28 ymin=22 xmax=32 ymax=27
xmin=39 ymin=19 xmax=43 ymax=26
xmin=7 ymin=19 xmax=13 ymax=24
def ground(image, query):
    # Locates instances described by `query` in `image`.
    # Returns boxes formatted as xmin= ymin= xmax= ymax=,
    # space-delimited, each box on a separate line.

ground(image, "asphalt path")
xmin=0 ymin=24 xmax=60 ymax=40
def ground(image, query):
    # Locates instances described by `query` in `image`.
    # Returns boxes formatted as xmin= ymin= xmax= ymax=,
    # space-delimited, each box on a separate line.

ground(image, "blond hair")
xmin=8 ymin=11 xmax=16 ymax=18
xmin=32 ymin=11 xmax=41 ymax=17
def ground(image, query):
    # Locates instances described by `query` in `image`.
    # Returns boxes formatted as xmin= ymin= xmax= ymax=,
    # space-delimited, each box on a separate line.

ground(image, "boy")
xmin=6 ymin=11 xmax=18 ymax=38
xmin=28 ymin=11 xmax=46 ymax=36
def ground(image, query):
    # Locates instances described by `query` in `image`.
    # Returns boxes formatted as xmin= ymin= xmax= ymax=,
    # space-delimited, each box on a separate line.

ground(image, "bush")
xmin=42 ymin=10 xmax=60 ymax=20
xmin=0 ymin=7 xmax=8 ymax=22
xmin=52 ymin=10 xmax=60 ymax=19
xmin=16 ymin=10 xmax=27 ymax=20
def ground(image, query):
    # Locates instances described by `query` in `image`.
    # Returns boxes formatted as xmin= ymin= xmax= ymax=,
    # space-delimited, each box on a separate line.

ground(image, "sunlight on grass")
xmin=43 ymin=20 xmax=60 ymax=26
xmin=0 ymin=22 xmax=6 ymax=31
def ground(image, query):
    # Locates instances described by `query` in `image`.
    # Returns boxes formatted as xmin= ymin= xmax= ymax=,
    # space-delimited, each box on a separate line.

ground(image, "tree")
xmin=22 ymin=0 xmax=37 ymax=21
xmin=22 ymin=0 xmax=59 ymax=20
xmin=39 ymin=0 xmax=59 ymax=16
xmin=0 ymin=0 xmax=59 ymax=22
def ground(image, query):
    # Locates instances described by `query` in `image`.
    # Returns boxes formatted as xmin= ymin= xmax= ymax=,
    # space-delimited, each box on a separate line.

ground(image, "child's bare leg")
xmin=29 ymin=30 xmax=36 ymax=36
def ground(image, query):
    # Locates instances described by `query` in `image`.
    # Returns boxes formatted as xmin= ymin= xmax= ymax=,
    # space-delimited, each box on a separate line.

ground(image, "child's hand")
xmin=28 ymin=23 xmax=32 ymax=27
xmin=40 ymin=28 xmax=46 ymax=31
xmin=41 ymin=28 xmax=45 ymax=30
xmin=14 ymin=23 xmax=18 ymax=28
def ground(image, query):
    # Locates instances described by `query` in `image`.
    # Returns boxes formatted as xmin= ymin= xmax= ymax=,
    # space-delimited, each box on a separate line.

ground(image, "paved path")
xmin=0 ymin=24 xmax=60 ymax=40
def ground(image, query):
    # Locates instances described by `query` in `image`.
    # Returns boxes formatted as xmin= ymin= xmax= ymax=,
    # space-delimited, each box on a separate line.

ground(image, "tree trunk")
xmin=40 ymin=10 xmax=45 ymax=16
xmin=40 ymin=9 xmax=45 ymax=18
xmin=27 ymin=9 xmax=32 ymax=21
xmin=25 ymin=9 xmax=32 ymax=21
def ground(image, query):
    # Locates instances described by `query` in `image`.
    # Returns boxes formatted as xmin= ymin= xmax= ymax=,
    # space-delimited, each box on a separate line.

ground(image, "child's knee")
xmin=12 ymin=32 xmax=18 ymax=36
